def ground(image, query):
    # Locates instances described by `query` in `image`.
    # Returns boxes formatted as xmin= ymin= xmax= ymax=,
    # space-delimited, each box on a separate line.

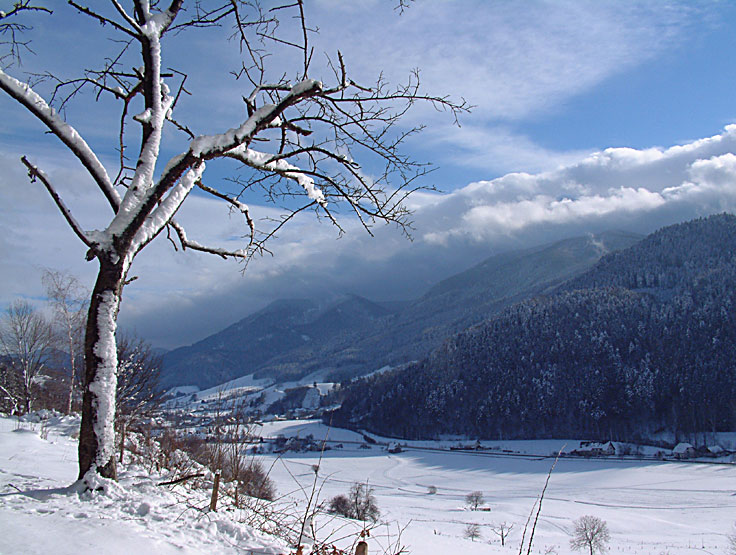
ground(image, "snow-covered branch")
xmin=130 ymin=162 xmax=205 ymax=254
xmin=169 ymin=219 xmax=246 ymax=260
xmin=225 ymin=145 xmax=326 ymax=205
xmin=188 ymin=79 xmax=323 ymax=159
xmin=0 ymin=69 xmax=120 ymax=211
xmin=20 ymin=156 xmax=94 ymax=251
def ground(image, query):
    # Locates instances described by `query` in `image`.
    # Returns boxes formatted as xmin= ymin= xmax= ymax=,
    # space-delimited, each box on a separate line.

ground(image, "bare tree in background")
xmin=42 ymin=270 xmax=88 ymax=415
xmin=570 ymin=515 xmax=610 ymax=555
xmin=465 ymin=490 xmax=485 ymax=511
xmin=0 ymin=1 xmax=467 ymax=483
xmin=115 ymin=334 xmax=163 ymax=462
xmin=0 ymin=300 xmax=57 ymax=414
xmin=463 ymin=523 xmax=481 ymax=542
xmin=490 ymin=521 xmax=514 ymax=546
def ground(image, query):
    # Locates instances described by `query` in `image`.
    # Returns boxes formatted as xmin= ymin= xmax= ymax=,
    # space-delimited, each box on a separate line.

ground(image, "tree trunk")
xmin=22 ymin=378 xmax=31 ymax=414
xmin=22 ymin=365 xmax=32 ymax=414
xmin=78 ymin=262 xmax=125 ymax=481
xmin=66 ymin=327 xmax=77 ymax=415
xmin=119 ymin=417 xmax=126 ymax=464
xmin=66 ymin=379 xmax=75 ymax=415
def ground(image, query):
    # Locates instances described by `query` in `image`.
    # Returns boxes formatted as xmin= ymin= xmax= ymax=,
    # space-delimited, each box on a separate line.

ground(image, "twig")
xmin=519 ymin=445 xmax=565 ymax=555
xmin=157 ymin=472 xmax=205 ymax=487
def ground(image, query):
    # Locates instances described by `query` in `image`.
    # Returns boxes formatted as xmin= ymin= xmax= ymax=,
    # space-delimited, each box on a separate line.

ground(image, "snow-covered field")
xmin=258 ymin=421 xmax=736 ymax=554
xmin=1 ymin=416 xmax=735 ymax=554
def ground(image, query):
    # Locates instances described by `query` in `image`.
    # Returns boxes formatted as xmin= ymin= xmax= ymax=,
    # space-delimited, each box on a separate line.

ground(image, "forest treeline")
xmin=330 ymin=214 xmax=736 ymax=442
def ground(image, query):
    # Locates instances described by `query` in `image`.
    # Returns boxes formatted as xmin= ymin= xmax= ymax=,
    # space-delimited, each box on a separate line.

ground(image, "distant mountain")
xmin=161 ymin=299 xmax=318 ymax=388
xmin=161 ymin=231 xmax=642 ymax=389
xmin=331 ymin=214 xmax=736 ymax=442
xmin=161 ymin=296 xmax=394 ymax=389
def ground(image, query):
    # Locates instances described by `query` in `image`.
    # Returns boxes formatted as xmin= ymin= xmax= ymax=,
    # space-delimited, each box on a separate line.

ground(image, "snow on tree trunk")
xmin=78 ymin=263 xmax=125 ymax=481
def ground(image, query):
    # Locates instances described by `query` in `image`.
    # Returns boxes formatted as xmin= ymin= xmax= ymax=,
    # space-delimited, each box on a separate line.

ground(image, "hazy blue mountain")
xmin=161 ymin=231 xmax=641 ymax=389
xmin=161 ymin=296 xmax=393 ymax=388
xmin=161 ymin=299 xmax=319 ymax=388
xmin=331 ymin=214 xmax=736 ymax=442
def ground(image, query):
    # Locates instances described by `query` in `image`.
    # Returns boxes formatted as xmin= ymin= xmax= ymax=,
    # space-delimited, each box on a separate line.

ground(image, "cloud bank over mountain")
xmin=4 ymin=126 xmax=736 ymax=349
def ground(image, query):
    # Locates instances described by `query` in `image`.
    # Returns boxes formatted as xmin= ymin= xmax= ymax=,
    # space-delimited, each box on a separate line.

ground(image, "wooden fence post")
xmin=210 ymin=471 xmax=221 ymax=512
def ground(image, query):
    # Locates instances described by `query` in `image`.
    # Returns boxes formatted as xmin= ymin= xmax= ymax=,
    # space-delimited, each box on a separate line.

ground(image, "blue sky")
xmin=2 ymin=1 xmax=736 ymax=349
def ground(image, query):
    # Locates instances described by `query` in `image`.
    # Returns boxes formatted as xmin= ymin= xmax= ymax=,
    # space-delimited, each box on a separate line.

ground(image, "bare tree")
xmin=1 ymin=2 xmax=467 ymax=483
xmin=570 ymin=515 xmax=610 ymax=555
xmin=465 ymin=490 xmax=485 ymax=511
xmin=490 ymin=521 xmax=514 ymax=547
xmin=0 ymin=300 xmax=57 ymax=414
xmin=116 ymin=334 xmax=163 ymax=419
xmin=42 ymin=270 xmax=88 ymax=415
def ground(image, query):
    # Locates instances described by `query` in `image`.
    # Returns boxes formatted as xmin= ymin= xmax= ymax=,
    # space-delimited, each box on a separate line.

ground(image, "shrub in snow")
xmin=328 ymin=494 xmax=352 ymax=518
xmin=464 ymin=523 xmax=481 ymax=541
xmin=235 ymin=459 xmax=276 ymax=502
xmin=327 ymin=483 xmax=380 ymax=522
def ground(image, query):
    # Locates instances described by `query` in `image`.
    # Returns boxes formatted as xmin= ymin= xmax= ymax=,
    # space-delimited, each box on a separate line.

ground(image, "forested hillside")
xmin=331 ymin=214 xmax=736 ymax=442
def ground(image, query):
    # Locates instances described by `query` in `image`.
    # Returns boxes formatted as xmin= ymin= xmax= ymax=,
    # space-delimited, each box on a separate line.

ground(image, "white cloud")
xmin=419 ymin=126 xmax=736 ymax=245
xmin=420 ymin=124 xmax=592 ymax=174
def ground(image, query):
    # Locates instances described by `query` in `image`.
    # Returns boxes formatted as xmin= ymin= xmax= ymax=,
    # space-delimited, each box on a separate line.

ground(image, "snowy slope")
xmin=0 ymin=416 xmax=286 ymax=554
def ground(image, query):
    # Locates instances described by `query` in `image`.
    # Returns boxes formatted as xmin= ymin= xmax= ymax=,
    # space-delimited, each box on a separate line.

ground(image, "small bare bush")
xmin=236 ymin=459 xmax=276 ymax=501
xmin=464 ymin=523 xmax=481 ymax=541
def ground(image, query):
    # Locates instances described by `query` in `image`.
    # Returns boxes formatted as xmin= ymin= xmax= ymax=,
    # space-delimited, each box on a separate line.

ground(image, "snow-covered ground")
xmin=2 ymin=415 xmax=735 ymax=554
xmin=0 ymin=415 xmax=286 ymax=554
